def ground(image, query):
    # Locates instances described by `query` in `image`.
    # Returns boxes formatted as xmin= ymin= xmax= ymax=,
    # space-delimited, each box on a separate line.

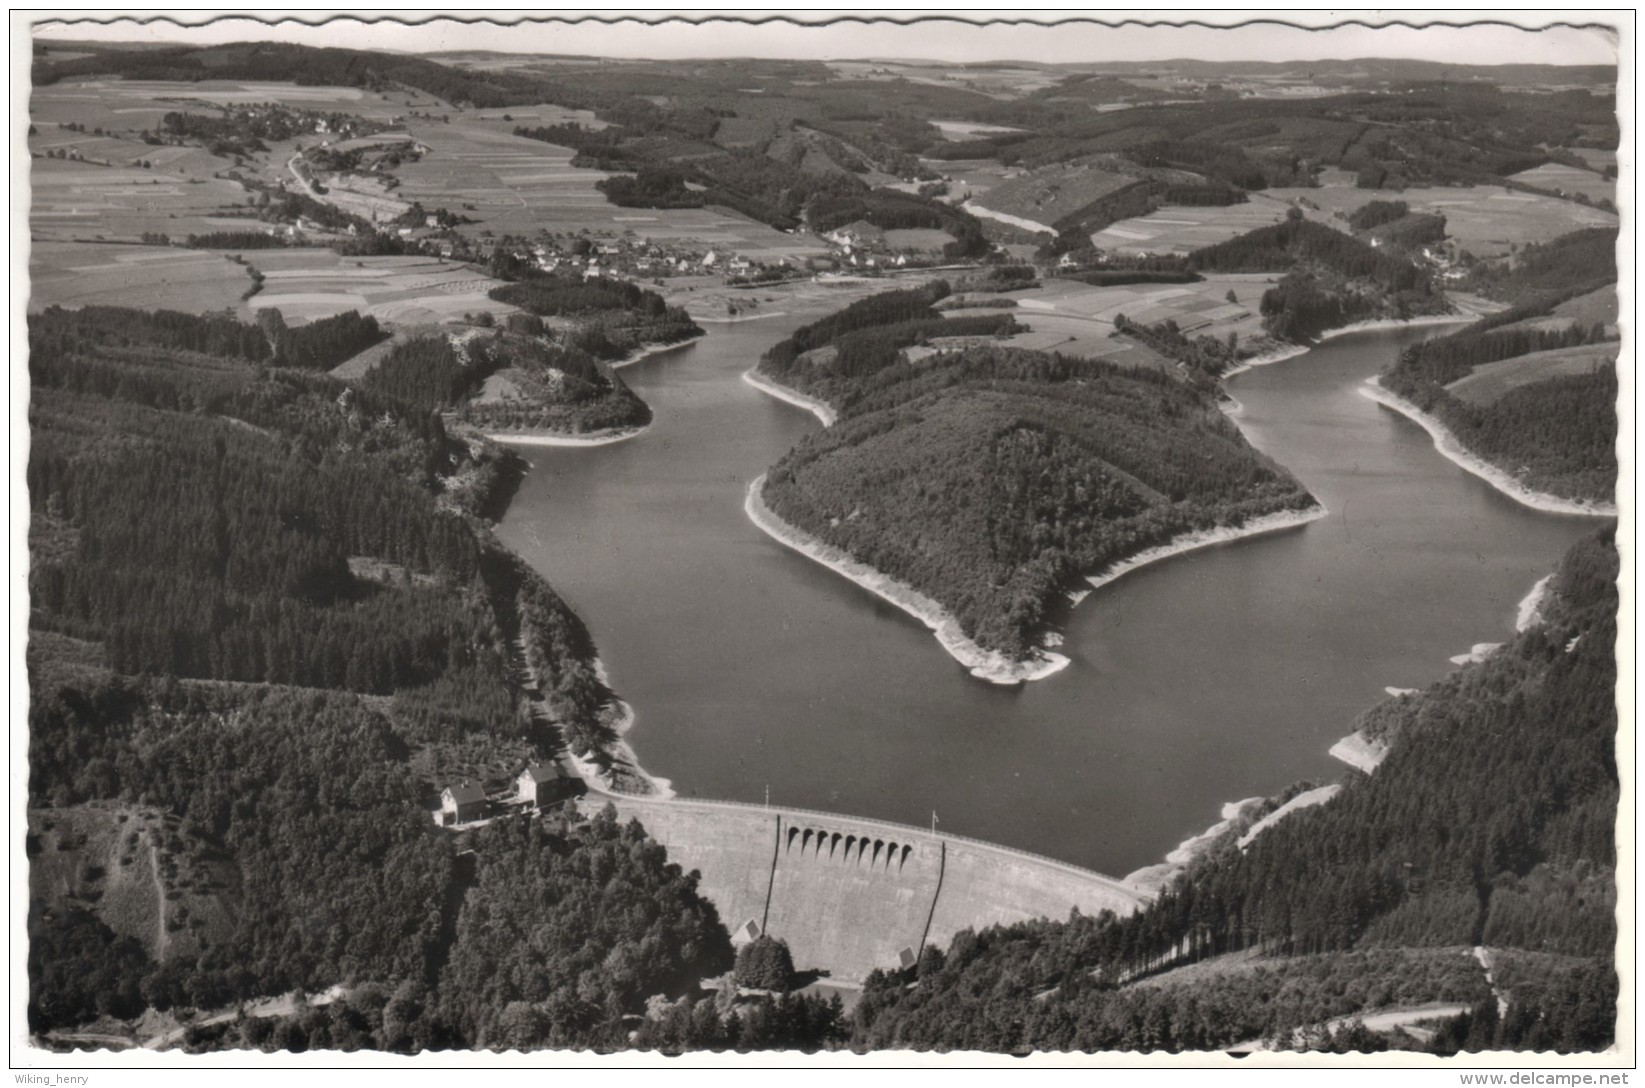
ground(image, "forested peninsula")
xmin=753 ymin=290 xmax=1319 ymax=669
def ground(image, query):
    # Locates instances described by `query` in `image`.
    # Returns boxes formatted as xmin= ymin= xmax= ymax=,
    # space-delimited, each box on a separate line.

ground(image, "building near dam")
xmin=600 ymin=796 xmax=1149 ymax=982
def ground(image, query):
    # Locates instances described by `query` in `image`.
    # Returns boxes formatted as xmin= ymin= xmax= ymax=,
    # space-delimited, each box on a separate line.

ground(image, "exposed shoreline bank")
xmin=1328 ymin=565 xmax=1560 ymax=778
xmin=745 ymin=476 xmax=1069 ymax=685
xmin=566 ymin=660 xmax=676 ymax=801
xmin=486 ymin=426 xmax=645 ymax=448
xmin=1082 ymin=505 xmax=1329 ymax=597
xmin=1359 ymin=378 xmax=1617 ymax=517
xmin=1220 ymin=343 xmax=1311 ymax=379
xmin=478 ymin=336 xmax=702 ymax=447
xmin=1124 ymin=797 xmax=1265 ymax=895
xmin=692 ymin=310 xmax=791 ymax=325
xmin=1315 ymin=313 xmax=1478 ymax=341
xmin=742 ymin=367 xmax=838 ymax=426
xmin=608 ymin=333 xmax=703 ymax=370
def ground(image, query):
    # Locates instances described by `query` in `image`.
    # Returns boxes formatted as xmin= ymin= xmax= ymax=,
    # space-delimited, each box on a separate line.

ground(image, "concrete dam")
xmin=602 ymin=796 xmax=1149 ymax=982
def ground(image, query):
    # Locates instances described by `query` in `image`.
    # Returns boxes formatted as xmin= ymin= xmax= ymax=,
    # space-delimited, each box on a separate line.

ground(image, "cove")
xmin=494 ymin=313 xmax=1595 ymax=878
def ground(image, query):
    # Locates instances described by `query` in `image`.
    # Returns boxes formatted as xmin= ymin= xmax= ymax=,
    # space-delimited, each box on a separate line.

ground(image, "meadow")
xmin=1444 ymin=343 xmax=1618 ymax=406
xmin=1506 ymin=162 xmax=1615 ymax=203
xmin=1093 ymin=196 xmax=1295 ymax=255
xmin=29 ymin=241 xmax=254 ymax=312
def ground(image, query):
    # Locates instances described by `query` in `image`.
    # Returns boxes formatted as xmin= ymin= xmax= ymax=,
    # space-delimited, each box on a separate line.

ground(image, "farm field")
xmin=29 ymin=241 xmax=254 ymax=312
xmin=1093 ymin=195 xmax=1296 ymax=255
xmin=1505 ymin=162 xmax=1615 ymax=203
xmin=1262 ymin=183 xmax=1619 ymax=259
xmin=390 ymin=118 xmax=615 ymax=235
xmin=1444 ymin=343 xmax=1617 ymax=406
xmin=232 ymin=248 xmax=515 ymax=325
xmin=1561 ymin=147 xmax=1616 ymax=172
xmin=973 ymin=161 xmax=1140 ymax=229
xmin=29 ymin=158 xmax=254 ymax=243
xmin=882 ymin=227 xmax=955 ymax=251
xmin=391 ymin=116 xmax=828 ymax=263
xmin=971 ymin=271 xmax=1281 ymax=365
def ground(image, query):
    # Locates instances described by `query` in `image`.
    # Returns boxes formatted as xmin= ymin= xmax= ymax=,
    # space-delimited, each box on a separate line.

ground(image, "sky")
xmin=31 ymin=11 xmax=1623 ymax=67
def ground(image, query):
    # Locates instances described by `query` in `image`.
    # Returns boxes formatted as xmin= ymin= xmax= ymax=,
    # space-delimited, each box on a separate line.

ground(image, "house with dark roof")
xmin=440 ymin=782 xmax=487 ymax=826
xmin=516 ymin=762 xmax=578 ymax=808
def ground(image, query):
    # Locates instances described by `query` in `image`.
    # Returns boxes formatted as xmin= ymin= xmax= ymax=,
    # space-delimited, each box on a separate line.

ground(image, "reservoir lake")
xmin=496 ymin=310 xmax=1595 ymax=878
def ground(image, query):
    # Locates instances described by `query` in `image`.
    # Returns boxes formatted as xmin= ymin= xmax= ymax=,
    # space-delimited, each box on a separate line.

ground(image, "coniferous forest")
xmin=26 ymin=305 xmax=760 ymax=1049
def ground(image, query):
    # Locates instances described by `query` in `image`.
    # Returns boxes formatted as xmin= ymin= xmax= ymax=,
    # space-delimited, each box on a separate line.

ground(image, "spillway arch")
xmin=784 ymin=820 xmax=911 ymax=872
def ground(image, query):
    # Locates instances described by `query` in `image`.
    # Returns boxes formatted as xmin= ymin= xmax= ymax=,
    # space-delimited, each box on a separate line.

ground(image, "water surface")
xmin=496 ymin=317 xmax=1594 ymax=876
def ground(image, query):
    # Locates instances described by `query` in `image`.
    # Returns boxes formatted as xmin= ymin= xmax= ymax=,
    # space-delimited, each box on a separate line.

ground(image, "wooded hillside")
xmin=761 ymin=343 xmax=1315 ymax=659
xmin=850 ymin=529 xmax=1618 ymax=1053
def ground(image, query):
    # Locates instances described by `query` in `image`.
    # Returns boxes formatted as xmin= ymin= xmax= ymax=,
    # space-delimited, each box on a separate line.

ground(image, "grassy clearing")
xmin=1445 ymin=343 xmax=1617 ymax=407
xmin=921 ymin=157 xmax=1018 ymax=202
xmin=1553 ymin=286 xmax=1619 ymax=328
xmin=939 ymin=272 xmax=1278 ymax=369
xmin=28 ymin=803 xmax=242 ymax=963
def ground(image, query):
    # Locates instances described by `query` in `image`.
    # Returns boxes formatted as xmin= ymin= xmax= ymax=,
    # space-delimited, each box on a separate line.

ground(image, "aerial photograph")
xmin=14 ymin=10 xmax=1629 ymax=1071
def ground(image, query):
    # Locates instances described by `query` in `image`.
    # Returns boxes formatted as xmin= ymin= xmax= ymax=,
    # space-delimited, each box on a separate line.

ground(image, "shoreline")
xmin=477 ymin=336 xmax=703 ymax=447
xmin=485 ymin=426 xmax=646 ymax=448
xmin=1517 ymin=574 xmax=1553 ymax=632
xmin=1359 ymin=378 xmax=1617 ymax=517
xmin=1124 ymin=797 xmax=1265 ymax=895
xmin=564 ymin=659 xmax=675 ymax=799
xmin=692 ymin=310 xmax=791 ymax=325
xmin=608 ymin=333 xmax=703 ymax=370
xmin=1315 ymin=313 xmax=1477 ymax=342
xmin=745 ymin=476 xmax=1069 ymax=685
xmin=741 ymin=367 xmax=839 ymax=426
xmin=1330 ymin=564 xmax=1558 ymax=778
xmin=1329 ymin=730 xmax=1390 ymax=775
xmin=1082 ymin=504 xmax=1329 ymax=596
xmin=1219 ymin=342 xmax=1311 ymax=379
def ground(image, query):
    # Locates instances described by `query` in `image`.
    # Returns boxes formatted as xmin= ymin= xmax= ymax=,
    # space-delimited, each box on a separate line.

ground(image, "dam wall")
xmin=599 ymin=795 xmax=1147 ymax=981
